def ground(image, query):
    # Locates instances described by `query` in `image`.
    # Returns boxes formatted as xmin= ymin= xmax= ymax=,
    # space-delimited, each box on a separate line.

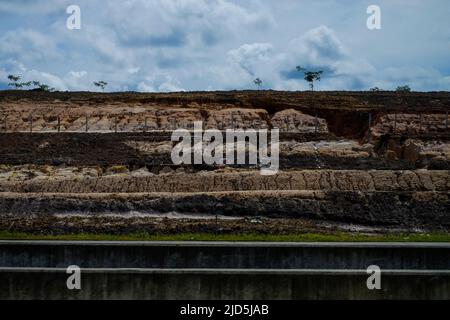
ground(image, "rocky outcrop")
xmin=1 ymin=133 xmax=438 ymax=169
xmin=380 ymin=138 xmax=450 ymax=169
xmin=0 ymin=103 xmax=205 ymax=132
xmin=0 ymin=191 xmax=448 ymax=227
xmin=372 ymin=113 xmax=449 ymax=137
xmin=0 ymin=91 xmax=449 ymax=231
xmin=1 ymin=170 xmax=448 ymax=193
xmin=205 ymin=108 xmax=269 ymax=130
xmin=271 ymin=109 xmax=328 ymax=133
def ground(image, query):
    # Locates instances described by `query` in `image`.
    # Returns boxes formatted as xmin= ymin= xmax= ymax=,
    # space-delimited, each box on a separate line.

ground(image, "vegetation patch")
xmin=1 ymin=231 xmax=449 ymax=242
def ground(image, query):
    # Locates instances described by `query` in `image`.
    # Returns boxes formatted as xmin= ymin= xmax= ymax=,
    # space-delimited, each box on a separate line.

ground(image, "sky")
xmin=0 ymin=0 xmax=449 ymax=92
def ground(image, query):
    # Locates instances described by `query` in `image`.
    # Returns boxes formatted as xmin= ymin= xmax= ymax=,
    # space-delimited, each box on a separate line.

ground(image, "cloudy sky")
xmin=0 ymin=0 xmax=449 ymax=92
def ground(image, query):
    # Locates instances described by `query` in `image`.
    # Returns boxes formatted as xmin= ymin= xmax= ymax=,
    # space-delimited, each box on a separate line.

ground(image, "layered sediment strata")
xmin=0 ymin=191 xmax=448 ymax=228
xmin=271 ymin=109 xmax=328 ymax=133
xmin=0 ymin=90 xmax=449 ymax=232
xmin=204 ymin=108 xmax=269 ymax=130
xmin=371 ymin=114 xmax=449 ymax=137
xmin=0 ymin=168 xmax=448 ymax=228
xmin=1 ymin=102 xmax=332 ymax=133
xmin=0 ymin=169 xmax=448 ymax=193
xmin=0 ymin=133 xmax=447 ymax=170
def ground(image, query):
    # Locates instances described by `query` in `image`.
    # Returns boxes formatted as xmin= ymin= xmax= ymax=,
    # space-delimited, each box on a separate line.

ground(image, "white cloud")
xmin=0 ymin=1 xmax=449 ymax=92
xmin=23 ymin=69 xmax=68 ymax=91
xmin=373 ymin=67 xmax=450 ymax=91
xmin=158 ymin=81 xmax=185 ymax=92
xmin=226 ymin=25 xmax=450 ymax=92
xmin=136 ymin=74 xmax=185 ymax=93
xmin=289 ymin=26 xmax=348 ymax=67
xmin=68 ymin=71 xmax=87 ymax=78
xmin=0 ymin=0 xmax=69 ymax=15
xmin=0 ymin=29 xmax=61 ymax=64
xmin=228 ymin=43 xmax=275 ymax=76
xmin=104 ymin=0 xmax=272 ymax=48
xmin=137 ymin=82 xmax=156 ymax=92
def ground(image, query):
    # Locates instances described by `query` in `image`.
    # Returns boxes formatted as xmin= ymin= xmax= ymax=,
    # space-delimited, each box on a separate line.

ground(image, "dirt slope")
xmin=0 ymin=90 xmax=449 ymax=233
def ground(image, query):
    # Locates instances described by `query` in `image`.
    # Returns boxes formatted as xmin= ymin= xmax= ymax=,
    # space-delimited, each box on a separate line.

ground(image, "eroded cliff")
xmin=0 ymin=90 xmax=449 ymax=233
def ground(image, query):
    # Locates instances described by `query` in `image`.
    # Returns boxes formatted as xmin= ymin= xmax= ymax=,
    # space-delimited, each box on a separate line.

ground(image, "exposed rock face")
xmin=205 ymin=108 xmax=269 ymax=130
xmin=282 ymin=140 xmax=373 ymax=158
xmin=271 ymin=109 xmax=328 ymax=133
xmin=372 ymin=113 xmax=449 ymax=137
xmin=0 ymin=191 xmax=448 ymax=228
xmin=403 ymin=139 xmax=422 ymax=164
xmin=0 ymin=91 xmax=449 ymax=231
xmin=382 ymin=138 xmax=450 ymax=169
xmin=1 ymin=133 xmax=438 ymax=170
xmin=0 ymin=103 xmax=205 ymax=132
xmin=1 ymin=104 xmax=331 ymax=133
xmin=1 ymin=169 xmax=448 ymax=193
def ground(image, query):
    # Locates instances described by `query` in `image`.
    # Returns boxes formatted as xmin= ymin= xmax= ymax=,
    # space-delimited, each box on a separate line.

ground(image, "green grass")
xmin=1 ymin=231 xmax=450 ymax=242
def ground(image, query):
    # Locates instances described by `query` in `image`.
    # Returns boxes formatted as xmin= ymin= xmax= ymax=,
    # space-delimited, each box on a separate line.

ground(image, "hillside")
xmin=0 ymin=90 xmax=449 ymax=235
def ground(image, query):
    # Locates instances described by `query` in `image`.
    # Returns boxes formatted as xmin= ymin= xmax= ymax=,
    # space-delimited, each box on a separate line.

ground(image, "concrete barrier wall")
xmin=1 ymin=241 xmax=450 ymax=269
xmin=1 ymin=268 xmax=449 ymax=300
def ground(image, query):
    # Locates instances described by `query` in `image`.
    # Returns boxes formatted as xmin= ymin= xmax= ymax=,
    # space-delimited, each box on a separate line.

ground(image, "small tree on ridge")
xmin=296 ymin=66 xmax=323 ymax=91
xmin=94 ymin=81 xmax=108 ymax=91
xmin=254 ymin=78 xmax=262 ymax=90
